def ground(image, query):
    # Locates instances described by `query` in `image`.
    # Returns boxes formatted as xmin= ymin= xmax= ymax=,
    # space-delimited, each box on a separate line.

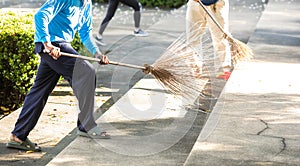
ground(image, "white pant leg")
xmin=207 ymin=0 xmax=232 ymax=71
xmin=186 ymin=0 xmax=207 ymax=48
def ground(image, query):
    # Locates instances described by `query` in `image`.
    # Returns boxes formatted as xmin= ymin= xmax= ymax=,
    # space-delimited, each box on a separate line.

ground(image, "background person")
xmin=95 ymin=0 xmax=148 ymax=46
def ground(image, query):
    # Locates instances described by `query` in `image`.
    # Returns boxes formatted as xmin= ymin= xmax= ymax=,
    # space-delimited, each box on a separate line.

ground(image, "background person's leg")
xmin=120 ymin=0 xmax=141 ymax=28
xmin=120 ymin=0 xmax=148 ymax=36
xmin=95 ymin=0 xmax=120 ymax=45
xmin=98 ymin=0 xmax=119 ymax=36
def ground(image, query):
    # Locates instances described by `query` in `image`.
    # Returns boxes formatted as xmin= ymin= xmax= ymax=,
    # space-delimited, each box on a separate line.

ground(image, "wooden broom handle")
xmin=194 ymin=0 xmax=228 ymax=36
xmin=59 ymin=51 xmax=146 ymax=70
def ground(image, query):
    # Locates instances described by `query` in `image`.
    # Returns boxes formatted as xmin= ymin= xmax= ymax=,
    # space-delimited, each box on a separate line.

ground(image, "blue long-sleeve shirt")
xmin=34 ymin=0 xmax=99 ymax=55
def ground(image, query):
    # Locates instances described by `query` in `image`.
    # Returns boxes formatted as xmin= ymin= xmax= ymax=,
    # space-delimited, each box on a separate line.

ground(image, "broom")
xmin=194 ymin=0 xmax=254 ymax=65
xmin=54 ymin=34 xmax=210 ymax=103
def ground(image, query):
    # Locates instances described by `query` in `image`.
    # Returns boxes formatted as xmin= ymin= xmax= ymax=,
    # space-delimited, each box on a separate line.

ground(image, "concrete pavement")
xmin=1 ymin=0 xmax=299 ymax=165
xmin=184 ymin=0 xmax=300 ymax=165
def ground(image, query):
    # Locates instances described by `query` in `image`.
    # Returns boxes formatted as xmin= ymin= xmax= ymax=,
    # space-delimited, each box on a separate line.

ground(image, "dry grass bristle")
xmin=148 ymin=34 xmax=214 ymax=102
xmin=228 ymin=37 xmax=254 ymax=66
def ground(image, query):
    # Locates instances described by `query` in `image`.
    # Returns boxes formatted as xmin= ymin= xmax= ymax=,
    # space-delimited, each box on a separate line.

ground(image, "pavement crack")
xmin=257 ymin=119 xmax=269 ymax=135
xmin=276 ymin=137 xmax=286 ymax=156
xmin=256 ymin=119 xmax=287 ymax=156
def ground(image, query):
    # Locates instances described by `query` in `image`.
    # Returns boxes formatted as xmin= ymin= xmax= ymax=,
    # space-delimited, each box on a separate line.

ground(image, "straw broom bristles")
xmin=143 ymin=35 xmax=214 ymax=102
xmin=226 ymin=34 xmax=254 ymax=66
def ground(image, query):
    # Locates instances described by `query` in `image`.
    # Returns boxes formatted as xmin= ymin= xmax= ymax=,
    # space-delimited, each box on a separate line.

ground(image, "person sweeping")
xmin=186 ymin=0 xmax=232 ymax=80
xmin=185 ymin=0 xmax=253 ymax=111
xmin=7 ymin=0 xmax=111 ymax=152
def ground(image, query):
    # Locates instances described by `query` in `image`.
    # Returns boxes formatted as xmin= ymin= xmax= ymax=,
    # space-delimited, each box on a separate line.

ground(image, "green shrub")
xmin=93 ymin=0 xmax=107 ymax=3
xmin=92 ymin=0 xmax=186 ymax=8
xmin=71 ymin=32 xmax=84 ymax=52
xmin=0 ymin=11 xmax=38 ymax=115
xmin=138 ymin=0 xmax=186 ymax=8
xmin=0 ymin=11 xmax=83 ymax=115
